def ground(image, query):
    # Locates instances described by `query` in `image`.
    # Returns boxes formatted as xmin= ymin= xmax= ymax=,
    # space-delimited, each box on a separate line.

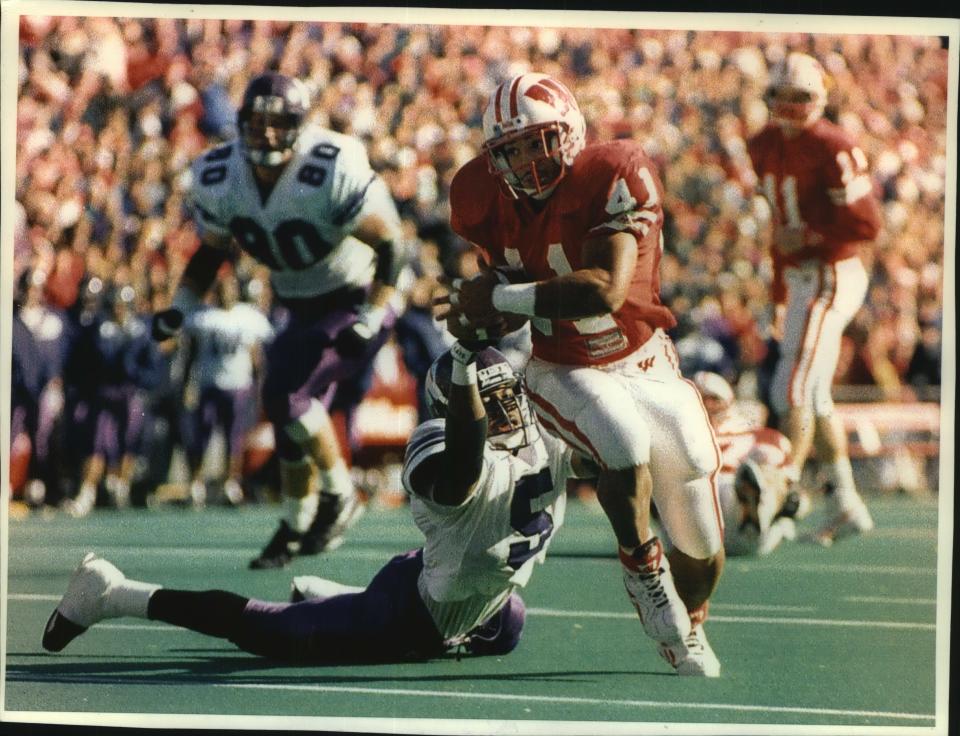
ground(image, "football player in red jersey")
xmin=440 ymin=73 xmax=724 ymax=676
xmin=748 ymin=53 xmax=882 ymax=545
xmin=693 ymin=372 xmax=810 ymax=556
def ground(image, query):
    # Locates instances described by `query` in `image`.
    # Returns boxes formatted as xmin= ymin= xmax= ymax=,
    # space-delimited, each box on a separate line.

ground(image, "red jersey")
xmin=714 ymin=421 xmax=792 ymax=478
xmin=748 ymin=119 xmax=882 ymax=302
xmin=450 ymin=140 xmax=676 ymax=366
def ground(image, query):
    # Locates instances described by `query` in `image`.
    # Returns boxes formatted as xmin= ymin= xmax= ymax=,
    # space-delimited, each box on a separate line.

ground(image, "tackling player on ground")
xmin=748 ymin=53 xmax=882 ymax=545
xmin=42 ymin=344 xmax=595 ymax=663
xmin=441 ymin=73 xmax=724 ymax=676
xmin=693 ymin=371 xmax=809 ymax=556
xmin=152 ymin=73 xmax=409 ymax=568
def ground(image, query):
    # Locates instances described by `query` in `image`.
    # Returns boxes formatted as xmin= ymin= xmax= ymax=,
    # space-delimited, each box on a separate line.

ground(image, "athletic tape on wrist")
xmin=492 ymin=283 xmax=537 ymax=316
xmin=451 ymin=360 xmax=478 ymax=386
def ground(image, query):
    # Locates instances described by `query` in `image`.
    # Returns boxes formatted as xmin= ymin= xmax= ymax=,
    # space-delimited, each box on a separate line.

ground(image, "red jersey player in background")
xmin=440 ymin=73 xmax=724 ymax=677
xmin=693 ymin=371 xmax=810 ymax=557
xmin=748 ymin=52 xmax=882 ymax=546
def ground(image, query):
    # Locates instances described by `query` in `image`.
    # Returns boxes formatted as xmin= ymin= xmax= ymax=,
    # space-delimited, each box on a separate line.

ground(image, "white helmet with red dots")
xmin=481 ymin=73 xmax=586 ymax=197
xmin=765 ymin=52 xmax=828 ymax=128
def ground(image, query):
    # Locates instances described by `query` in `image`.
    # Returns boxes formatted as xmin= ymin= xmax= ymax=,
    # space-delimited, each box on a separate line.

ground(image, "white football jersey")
xmin=188 ymin=125 xmax=400 ymax=301
xmin=187 ymin=303 xmax=274 ymax=391
xmin=402 ymin=419 xmax=572 ymax=639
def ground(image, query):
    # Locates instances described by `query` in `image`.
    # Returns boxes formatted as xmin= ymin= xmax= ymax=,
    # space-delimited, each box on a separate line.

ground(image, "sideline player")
xmin=42 ymin=344 xmax=592 ymax=663
xmin=442 ymin=73 xmax=723 ymax=675
xmin=152 ymin=73 xmax=408 ymax=567
xmin=693 ymin=372 xmax=809 ymax=556
xmin=748 ymin=52 xmax=881 ymax=544
xmin=182 ymin=270 xmax=274 ymax=507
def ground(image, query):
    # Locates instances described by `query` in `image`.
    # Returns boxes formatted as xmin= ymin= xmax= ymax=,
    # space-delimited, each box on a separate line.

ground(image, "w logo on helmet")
xmin=524 ymin=78 xmax=575 ymax=116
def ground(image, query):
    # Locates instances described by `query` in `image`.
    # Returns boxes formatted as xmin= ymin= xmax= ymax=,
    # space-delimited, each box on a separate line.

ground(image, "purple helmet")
xmin=237 ymin=73 xmax=310 ymax=166
xmin=424 ymin=346 xmax=539 ymax=451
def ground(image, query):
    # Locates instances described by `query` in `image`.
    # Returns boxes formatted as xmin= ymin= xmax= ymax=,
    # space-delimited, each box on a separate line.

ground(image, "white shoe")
xmin=811 ymin=494 xmax=874 ymax=547
xmin=62 ymin=486 xmax=96 ymax=518
xmin=223 ymin=479 xmax=244 ymax=506
xmin=620 ymin=539 xmax=692 ymax=644
xmin=42 ymin=553 xmax=125 ymax=651
xmin=659 ymin=625 xmax=721 ymax=677
xmin=189 ymin=480 xmax=207 ymax=509
xmin=106 ymin=476 xmax=130 ymax=509
xmin=290 ymin=575 xmax=364 ymax=602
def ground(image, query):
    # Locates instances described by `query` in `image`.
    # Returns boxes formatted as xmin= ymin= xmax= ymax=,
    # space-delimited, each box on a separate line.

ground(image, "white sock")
xmin=318 ymin=461 xmax=353 ymax=499
xmin=827 ymin=458 xmax=860 ymax=508
xmin=285 ymin=493 xmax=319 ymax=533
xmin=104 ymin=580 xmax=162 ymax=619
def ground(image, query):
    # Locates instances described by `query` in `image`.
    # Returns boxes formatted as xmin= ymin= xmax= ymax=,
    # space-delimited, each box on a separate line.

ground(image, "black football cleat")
xmin=249 ymin=520 xmax=302 ymax=570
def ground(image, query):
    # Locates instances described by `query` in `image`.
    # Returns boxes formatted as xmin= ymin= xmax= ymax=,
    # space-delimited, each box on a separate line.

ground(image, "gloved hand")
xmin=151 ymin=308 xmax=184 ymax=341
xmin=449 ymin=340 xmax=478 ymax=365
xmin=335 ymin=304 xmax=387 ymax=358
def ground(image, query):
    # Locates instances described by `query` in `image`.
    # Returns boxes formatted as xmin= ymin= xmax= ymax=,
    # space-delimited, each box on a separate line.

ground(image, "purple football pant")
xmin=185 ymin=385 xmax=254 ymax=469
xmin=230 ymin=550 xmax=526 ymax=662
xmin=90 ymin=388 xmax=146 ymax=465
xmin=261 ymin=297 xmax=395 ymax=461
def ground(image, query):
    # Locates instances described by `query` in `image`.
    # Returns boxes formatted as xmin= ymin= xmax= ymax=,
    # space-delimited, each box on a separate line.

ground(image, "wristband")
xmin=451 ymin=360 xmax=478 ymax=386
xmin=449 ymin=341 xmax=477 ymax=365
xmin=491 ymin=283 xmax=537 ymax=317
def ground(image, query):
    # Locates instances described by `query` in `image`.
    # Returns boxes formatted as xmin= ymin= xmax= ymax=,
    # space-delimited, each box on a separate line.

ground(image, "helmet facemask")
xmin=764 ymin=86 xmax=825 ymax=128
xmin=483 ymin=122 xmax=570 ymax=198
xmin=476 ymin=369 xmax=540 ymax=451
xmin=765 ymin=53 xmax=828 ymax=130
xmin=425 ymin=347 xmax=540 ymax=452
xmin=239 ymin=106 xmax=302 ymax=167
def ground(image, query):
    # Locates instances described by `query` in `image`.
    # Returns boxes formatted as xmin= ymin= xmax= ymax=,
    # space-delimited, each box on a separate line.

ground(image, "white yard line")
xmin=526 ymin=608 xmax=935 ymax=631
xmin=213 ymin=681 xmax=935 ymax=722
xmin=844 ymin=596 xmax=937 ymax=605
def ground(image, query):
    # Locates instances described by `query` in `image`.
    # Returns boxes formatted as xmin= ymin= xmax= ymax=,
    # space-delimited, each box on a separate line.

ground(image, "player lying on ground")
xmin=42 ymin=344 xmax=596 ymax=662
xmin=693 ymin=372 xmax=811 ymax=556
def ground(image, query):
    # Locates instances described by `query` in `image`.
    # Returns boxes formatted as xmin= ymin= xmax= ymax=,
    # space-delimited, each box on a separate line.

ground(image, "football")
xmin=443 ymin=267 xmax=531 ymax=343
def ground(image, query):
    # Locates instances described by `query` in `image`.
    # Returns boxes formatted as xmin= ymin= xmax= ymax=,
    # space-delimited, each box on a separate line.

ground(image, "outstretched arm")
xmin=432 ymin=342 xmax=488 ymax=506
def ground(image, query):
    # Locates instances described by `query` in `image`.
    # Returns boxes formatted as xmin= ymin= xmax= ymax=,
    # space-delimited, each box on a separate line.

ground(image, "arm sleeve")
xmin=585 ymin=149 xmax=665 ymax=244
xmin=812 ymin=138 xmax=882 ymax=243
xmin=187 ymin=164 xmax=231 ymax=241
xmin=329 ymin=138 xmax=382 ymax=230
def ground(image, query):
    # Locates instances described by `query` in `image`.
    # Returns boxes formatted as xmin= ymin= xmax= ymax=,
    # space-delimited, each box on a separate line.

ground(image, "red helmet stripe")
xmin=494 ymin=83 xmax=505 ymax=123
xmin=508 ymin=75 xmax=523 ymax=118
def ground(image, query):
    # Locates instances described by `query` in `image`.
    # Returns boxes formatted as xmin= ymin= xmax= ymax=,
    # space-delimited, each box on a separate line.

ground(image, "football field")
xmin=2 ymin=494 xmax=948 ymax=734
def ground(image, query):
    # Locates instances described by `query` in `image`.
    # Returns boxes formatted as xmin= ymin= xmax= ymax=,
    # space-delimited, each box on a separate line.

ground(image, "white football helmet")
xmin=765 ymin=52 xmax=828 ymax=128
xmin=481 ymin=73 xmax=586 ymax=197
xmin=692 ymin=371 xmax=735 ymax=421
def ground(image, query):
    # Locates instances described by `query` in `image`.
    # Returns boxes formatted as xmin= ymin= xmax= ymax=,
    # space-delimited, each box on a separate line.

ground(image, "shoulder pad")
xmin=450 ymin=157 xmax=498 ymax=229
xmin=401 ymin=418 xmax=446 ymax=497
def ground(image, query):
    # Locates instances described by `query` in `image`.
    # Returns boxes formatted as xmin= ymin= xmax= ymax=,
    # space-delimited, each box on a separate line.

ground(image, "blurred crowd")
xmin=12 ymin=17 xmax=948 ymax=507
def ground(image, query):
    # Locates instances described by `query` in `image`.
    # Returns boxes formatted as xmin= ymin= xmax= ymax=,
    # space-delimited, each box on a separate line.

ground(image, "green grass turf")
xmin=2 ymin=495 xmax=945 ymax=732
